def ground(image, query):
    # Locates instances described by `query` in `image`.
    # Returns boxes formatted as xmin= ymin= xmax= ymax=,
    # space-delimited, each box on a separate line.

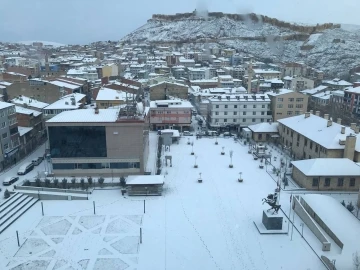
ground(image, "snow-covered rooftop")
xmin=248 ymin=122 xmax=279 ymax=133
xmin=96 ymin=88 xmax=134 ymax=101
xmin=291 ymin=158 xmax=360 ymax=176
xmin=344 ymin=86 xmax=360 ymax=94
xmin=15 ymin=106 xmax=42 ymax=117
xmin=278 ymin=114 xmax=360 ymax=150
xmin=11 ymin=96 xmax=49 ymax=109
xmin=266 ymin=89 xmax=294 ymax=96
xmin=301 ymin=85 xmax=328 ymax=95
xmin=49 ymin=80 xmax=81 ymax=90
xmin=46 ymin=108 xmax=119 ymax=123
xmin=126 ymin=175 xmax=164 ymax=185
xmin=18 ymin=126 xmax=33 ymax=136
xmin=44 ymin=93 xmax=85 ymax=110
xmin=302 ymin=194 xmax=360 ymax=270
xmin=0 ymin=101 xmax=14 ymax=110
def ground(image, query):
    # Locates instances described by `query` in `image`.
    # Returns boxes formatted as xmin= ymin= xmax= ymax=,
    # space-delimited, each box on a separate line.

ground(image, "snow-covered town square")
xmin=0 ymin=132 xmax=358 ymax=270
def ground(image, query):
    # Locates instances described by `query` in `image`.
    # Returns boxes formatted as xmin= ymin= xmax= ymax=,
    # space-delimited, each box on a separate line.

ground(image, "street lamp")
xmin=229 ymin=150 xmax=233 ymax=168
xmin=194 ymin=155 xmax=198 ymax=168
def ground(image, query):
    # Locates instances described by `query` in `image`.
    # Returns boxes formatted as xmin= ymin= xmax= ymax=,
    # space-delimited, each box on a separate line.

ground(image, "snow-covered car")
xmin=223 ymin=132 xmax=235 ymax=137
xmin=182 ymin=131 xmax=193 ymax=136
xmin=196 ymin=131 xmax=206 ymax=136
xmin=3 ymin=176 xmax=19 ymax=186
xmin=32 ymin=157 xmax=44 ymax=166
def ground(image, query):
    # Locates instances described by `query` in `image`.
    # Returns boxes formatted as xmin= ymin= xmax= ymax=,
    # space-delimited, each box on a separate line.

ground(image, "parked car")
xmin=32 ymin=157 xmax=43 ymax=166
xmin=223 ymin=132 xmax=235 ymax=137
xmin=17 ymin=162 xmax=34 ymax=175
xmin=196 ymin=131 xmax=206 ymax=136
xmin=3 ymin=176 xmax=19 ymax=186
xmin=207 ymin=131 xmax=219 ymax=137
xmin=182 ymin=131 xmax=193 ymax=136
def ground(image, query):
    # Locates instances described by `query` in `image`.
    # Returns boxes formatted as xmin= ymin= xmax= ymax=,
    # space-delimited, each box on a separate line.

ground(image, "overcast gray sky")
xmin=0 ymin=0 xmax=358 ymax=44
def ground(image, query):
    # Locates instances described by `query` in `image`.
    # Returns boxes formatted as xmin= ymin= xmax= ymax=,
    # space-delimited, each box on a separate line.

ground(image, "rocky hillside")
xmin=121 ymin=12 xmax=360 ymax=77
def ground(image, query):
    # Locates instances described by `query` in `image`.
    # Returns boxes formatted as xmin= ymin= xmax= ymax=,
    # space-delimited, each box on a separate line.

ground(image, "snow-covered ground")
xmin=6 ymin=135 xmax=359 ymax=269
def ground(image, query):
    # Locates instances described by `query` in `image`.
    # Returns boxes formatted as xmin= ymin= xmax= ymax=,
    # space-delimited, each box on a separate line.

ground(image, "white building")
xmin=207 ymin=94 xmax=272 ymax=130
xmin=283 ymin=76 xmax=315 ymax=92
xmin=188 ymin=68 xmax=209 ymax=80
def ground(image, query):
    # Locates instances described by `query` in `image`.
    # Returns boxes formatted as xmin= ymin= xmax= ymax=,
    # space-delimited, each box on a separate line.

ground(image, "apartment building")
xmin=149 ymin=100 xmax=193 ymax=131
xmin=283 ymin=76 xmax=314 ymax=92
xmin=278 ymin=112 xmax=360 ymax=162
xmin=330 ymin=90 xmax=345 ymax=111
xmin=42 ymin=93 xmax=86 ymax=120
xmin=282 ymin=62 xmax=306 ymax=77
xmin=188 ymin=68 xmax=208 ymax=80
xmin=207 ymin=94 xmax=272 ymax=130
xmin=253 ymin=69 xmax=281 ymax=80
xmin=267 ymin=89 xmax=309 ymax=121
xmin=0 ymin=102 xmax=20 ymax=169
xmin=46 ymin=107 xmax=149 ymax=177
xmin=343 ymin=86 xmax=360 ymax=117
xmin=95 ymin=88 xmax=135 ymax=109
xmin=311 ymin=91 xmax=332 ymax=106
xmin=149 ymin=81 xmax=188 ymax=100
xmin=218 ymin=75 xmax=234 ymax=88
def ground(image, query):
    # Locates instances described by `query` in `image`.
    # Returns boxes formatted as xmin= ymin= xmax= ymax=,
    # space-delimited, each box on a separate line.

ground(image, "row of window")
xmin=277 ymin=104 xmax=303 ymax=108
xmin=214 ymin=104 xmax=268 ymax=109
xmin=278 ymin=98 xmax=304 ymax=102
xmin=312 ymin=177 xmax=356 ymax=187
xmin=215 ymin=111 xmax=266 ymax=116
xmin=53 ymin=162 xmax=140 ymax=170
xmin=0 ymin=107 xmax=16 ymax=117
xmin=214 ymin=118 xmax=268 ymax=123
xmin=276 ymin=111 xmax=302 ymax=116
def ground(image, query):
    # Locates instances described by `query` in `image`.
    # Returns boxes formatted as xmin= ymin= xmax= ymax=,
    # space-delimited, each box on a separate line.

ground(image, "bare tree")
xmin=354 ymin=251 xmax=360 ymax=270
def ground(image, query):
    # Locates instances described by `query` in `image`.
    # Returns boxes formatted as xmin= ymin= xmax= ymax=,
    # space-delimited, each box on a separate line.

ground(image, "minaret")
xmin=45 ymin=53 xmax=50 ymax=73
xmin=247 ymin=59 xmax=253 ymax=94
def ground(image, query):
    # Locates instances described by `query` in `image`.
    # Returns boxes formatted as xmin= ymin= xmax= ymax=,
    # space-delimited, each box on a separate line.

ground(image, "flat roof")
xmin=0 ymin=101 xmax=14 ymax=110
xmin=291 ymin=158 xmax=360 ymax=176
xmin=248 ymin=122 xmax=279 ymax=133
xmin=46 ymin=108 xmax=119 ymax=123
xmin=126 ymin=175 xmax=164 ymax=185
xmin=11 ymin=96 xmax=49 ymax=109
xmin=15 ymin=106 xmax=42 ymax=117
xmin=302 ymin=194 xmax=360 ymax=269
xmin=96 ymin=88 xmax=134 ymax=101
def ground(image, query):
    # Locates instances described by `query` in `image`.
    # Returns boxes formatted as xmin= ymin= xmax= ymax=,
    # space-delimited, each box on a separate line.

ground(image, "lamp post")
xmin=229 ymin=150 xmax=233 ymax=168
xmin=238 ymin=172 xmax=243 ymax=182
xmin=194 ymin=155 xmax=198 ymax=168
xmin=191 ymin=142 xmax=194 ymax=155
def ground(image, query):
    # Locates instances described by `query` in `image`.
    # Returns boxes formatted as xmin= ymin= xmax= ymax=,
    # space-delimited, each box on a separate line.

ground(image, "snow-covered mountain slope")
xmin=121 ymin=13 xmax=360 ymax=77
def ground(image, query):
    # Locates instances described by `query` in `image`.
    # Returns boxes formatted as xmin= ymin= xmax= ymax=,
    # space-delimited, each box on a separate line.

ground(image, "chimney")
xmin=327 ymin=120 xmax=332 ymax=127
xmin=305 ymin=112 xmax=310 ymax=118
xmin=350 ymin=123 xmax=356 ymax=131
xmin=355 ymin=126 xmax=360 ymax=134
xmin=315 ymin=111 xmax=320 ymax=117
xmin=94 ymin=107 xmax=99 ymax=114
xmin=310 ymin=110 xmax=313 ymax=114
xmin=337 ymin=118 xmax=342 ymax=125
xmin=324 ymin=114 xmax=329 ymax=120
xmin=341 ymin=126 xmax=346 ymax=134
xmin=344 ymin=134 xmax=357 ymax=160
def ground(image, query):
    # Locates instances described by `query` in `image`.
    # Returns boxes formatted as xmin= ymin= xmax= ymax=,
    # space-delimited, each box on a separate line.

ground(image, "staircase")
xmin=0 ymin=193 xmax=38 ymax=234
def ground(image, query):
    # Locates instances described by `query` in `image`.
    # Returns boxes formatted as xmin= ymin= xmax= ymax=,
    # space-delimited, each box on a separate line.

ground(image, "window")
xmin=243 ymin=112 xmax=246 ymax=115
xmin=215 ymin=105 xmax=219 ymax=108
xmin=350 ymin=178 xmax=355 ymax=187
xmin=288 ymin=104 xmax=294 ymax=108
xmin=233 ymin=112 xmax=237 ymax=115
xmin=262 ymin=105 xmax=265 ymax=108
xmin=1 ymin=122 xmax=5 ymax=128
xmin=261 ymin=112 xmax=265 ymax=115
xmin=304 ymin=139 xmax=308 ymax=146
xmin=233 ymin=119 xmax=237 ymax=123
xmin=278 ymin=98 xmax=283 ymax=102
xmin=252 ymin=119 xmax=256 ymax=122
xmin=234 ymin=105 xmax=237 ymax=108
xmin=310 ymin=142 xmax=313 ymax=149
xmin=288 ymin=98 xmax=294 ymax=102
xmin=324 ymin=178 xmax=331 ymax=187
xmin=261 ymin=118 xmax=264 ymax=122
xmin=277 ymin=104 xmax=283 ymax=108
xmin=253 ymin=105 xmax=256 ymax=108
xmin=296 ymin=104 xmax=303 ymax=108
xmin=0 ymin=111 xmax=4 ymax=117
xmin=253 ymin=112 xmax=256 ymax=115
xmin=224 ymin=112 xmax=228 ymax=115
xmin=2 ymin=133 xmax=7 ymax=139
xmin=4 ymin=143 xmax=8 ymax=150
xmin=242 ymin=119 xmax=246 ymax=122
xmin=215 ymin=112 xmax=219 ymax=115
xmin=225 ymin=105 xmax=228 ymax=109
xmin=315 ymin=145 xmax=318 ymax=152
xmin=312 ymin=178 xmax=319 ymax=187
xmin=337 ymin=178 xmax=344 ymax=186
xmin=287 ymin=111 xmax=293 ymax=115
xmin=296 ymin=141 xmax=299 ymax=147
xmin=296 ymin=98 xmax=304 ymax=102
xmin=224 ymin=119 xmax=227 ymax=123
xmin=244 ymin=105 xmax=247 ymax=109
